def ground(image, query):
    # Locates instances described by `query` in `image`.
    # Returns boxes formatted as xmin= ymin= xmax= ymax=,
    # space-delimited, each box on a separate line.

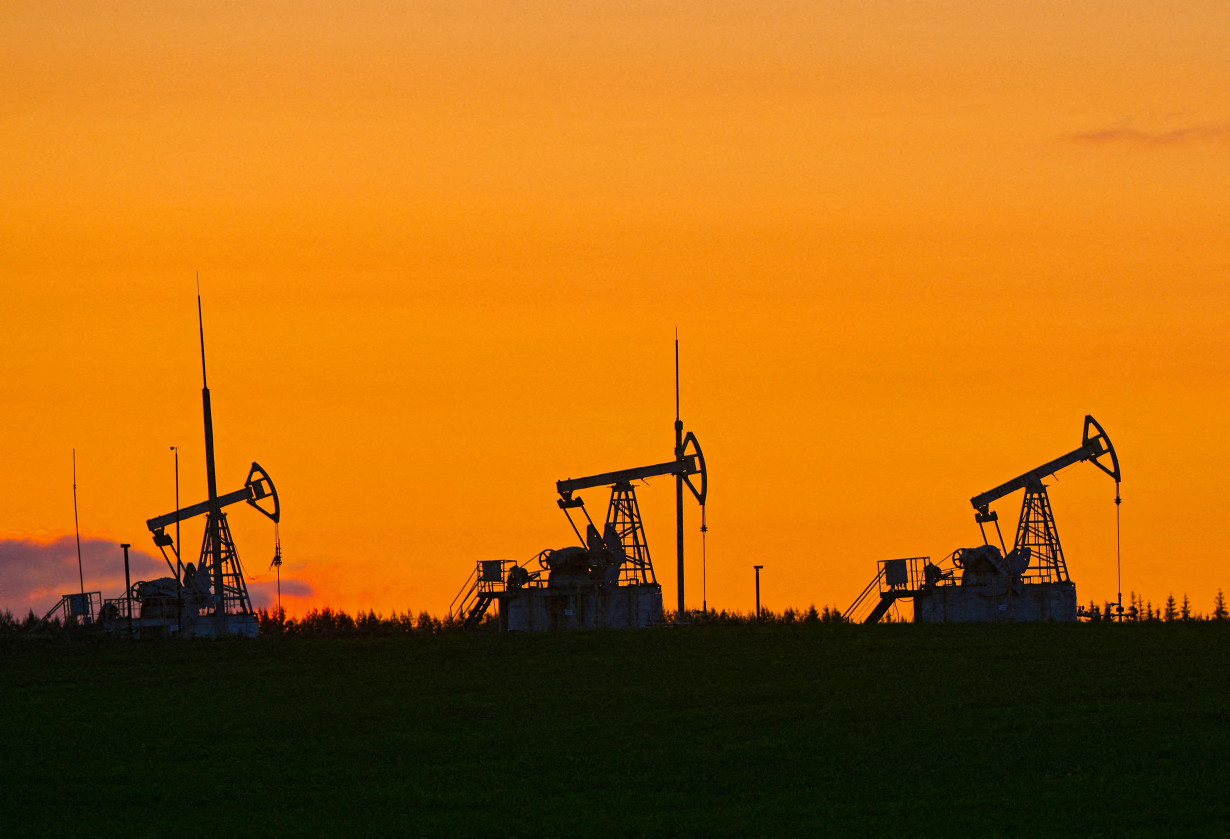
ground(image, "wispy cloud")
xmin=0 ymin=535 xmax=166 ymax=616
xmin=1067 ymin=121 xmax=1230 ymax=147
xmin=0 ymin=534 xmax=318 ymax=616
xmin=248 ymin=578 xmax=315 ymax=611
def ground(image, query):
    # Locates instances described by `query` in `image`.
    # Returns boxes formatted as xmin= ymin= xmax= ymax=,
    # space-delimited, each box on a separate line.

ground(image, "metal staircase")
xmin=40 ymin=591 xmax=102 ymax=626
xmin=450 ymin=560 xmax=527 ymax=629
xmin=843 ymin=557 xmax=931 ymax=624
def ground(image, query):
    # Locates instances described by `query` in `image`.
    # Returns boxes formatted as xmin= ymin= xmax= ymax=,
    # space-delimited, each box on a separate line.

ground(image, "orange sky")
xmin=3 ymin=2 xmax=1229 ymax=618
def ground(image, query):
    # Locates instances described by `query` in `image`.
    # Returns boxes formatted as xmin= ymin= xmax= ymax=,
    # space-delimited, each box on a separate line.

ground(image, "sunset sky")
xmin=3 ymin=2 xmax=1228 ymax=619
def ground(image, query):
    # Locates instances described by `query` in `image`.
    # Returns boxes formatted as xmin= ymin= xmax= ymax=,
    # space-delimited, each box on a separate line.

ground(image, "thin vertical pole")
xmin=198 ymin=282 xmax=226 ymax=634
xmin=1115 ymin=482 xmax=1123 ymax=620
xmin=173 ymin=446 xmax=182 ymax=632
xmin=754 ymin=565 xmax=763 ymax=620
xmin=272 ymin=522 xmax=283 ymax=615
xmin=72 ymin=450 xmax=85 ymax=611
xmin=174 ymin=447 xmax=181 ymax=576
xmin=121 ymin=543 xmax=133 ymax=637
xmin=675 ymin=334 xmax=685 ymax=617
xmin=702 ymin=504 xmax=707 ymax=614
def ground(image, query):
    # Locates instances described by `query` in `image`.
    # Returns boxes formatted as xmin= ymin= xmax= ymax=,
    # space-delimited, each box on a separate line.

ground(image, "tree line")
xmin=2 ymin=590 xmax=1226 ymax=637
xmin=254 ymin=603 xmax=851 ymax=637
xmin=1083 ymin=589 xmax=1229 ymax=622
xmin=0 ymin=602 xmax=850 ymax=638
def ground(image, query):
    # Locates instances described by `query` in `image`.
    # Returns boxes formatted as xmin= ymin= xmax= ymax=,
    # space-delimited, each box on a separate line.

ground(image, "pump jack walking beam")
xmin=556 ymin=456 xmax=700 ymax=500
xmin=970 ymin=415 xmax=1121 ymax=516
xmin=146 ymin=462 xmax=280 ymax=536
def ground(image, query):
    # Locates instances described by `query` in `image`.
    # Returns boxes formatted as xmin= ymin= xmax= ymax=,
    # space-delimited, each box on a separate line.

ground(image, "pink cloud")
xmin=248 ymin=578 xmax=316 ymax=611
xmin=0 ymin=536 xmax=168 ymax=617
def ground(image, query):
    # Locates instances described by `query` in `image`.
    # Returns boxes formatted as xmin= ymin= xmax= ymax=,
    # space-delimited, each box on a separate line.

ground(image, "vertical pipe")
xmin=675 ymin=336 xmax=685 ymax=617
xmin=754 ymin=565 xmax=763 ymax=620
xmin=121 ymin=543 xmax=132 ymax=637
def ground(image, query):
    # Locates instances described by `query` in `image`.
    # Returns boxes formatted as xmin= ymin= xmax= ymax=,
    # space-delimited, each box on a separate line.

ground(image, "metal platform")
xmin=451 ymin=558 xmax=664 ymax=631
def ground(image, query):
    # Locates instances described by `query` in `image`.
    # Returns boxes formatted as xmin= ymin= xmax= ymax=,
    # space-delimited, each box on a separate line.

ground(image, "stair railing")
xmin=449 ymin=564 xmax=481 ymax=623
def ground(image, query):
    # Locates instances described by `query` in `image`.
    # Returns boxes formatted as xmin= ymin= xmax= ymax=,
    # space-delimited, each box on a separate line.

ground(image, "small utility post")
xmin=753 ymin=565 xmax=763 ymax=620
xmin=121 ymin=543 xmax=133 ymax=637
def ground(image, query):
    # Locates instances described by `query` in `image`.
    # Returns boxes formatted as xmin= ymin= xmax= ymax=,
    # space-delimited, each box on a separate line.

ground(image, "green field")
xmin=3 ymin=622 xmax=1228 ymax=837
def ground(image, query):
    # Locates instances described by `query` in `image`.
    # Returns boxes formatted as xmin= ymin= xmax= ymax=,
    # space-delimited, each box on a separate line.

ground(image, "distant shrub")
xmin=819 ymin=605 xmax=846 ymax=624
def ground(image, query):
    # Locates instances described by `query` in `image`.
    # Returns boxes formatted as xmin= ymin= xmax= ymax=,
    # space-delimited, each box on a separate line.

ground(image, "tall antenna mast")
xmin=198 ymin=275 xmax=208 ymax=389
xmin=72 ymin=449 xmax=85 ymax=602
xmin=198 ymin=276 xmax=226 ymax=634
xmin=675 ymin=330 xmax=681 ymax=422
xmin=674 ymin=331 xmax=685 ymax=617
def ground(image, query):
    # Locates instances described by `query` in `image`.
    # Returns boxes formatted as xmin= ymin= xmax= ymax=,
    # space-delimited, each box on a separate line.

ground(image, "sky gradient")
xmin=3 ymin=2 xmax=1228 ymax=618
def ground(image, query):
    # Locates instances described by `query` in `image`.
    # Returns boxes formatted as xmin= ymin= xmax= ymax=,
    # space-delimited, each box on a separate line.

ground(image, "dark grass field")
xmin=3 ymin=622 xmax=1228 ymax=837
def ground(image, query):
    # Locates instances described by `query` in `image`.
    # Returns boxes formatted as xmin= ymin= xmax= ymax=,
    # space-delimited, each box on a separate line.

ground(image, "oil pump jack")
xmin=553 ymin=431 xmax=707 ymax=593
xmin=966 ymin=414 xmax=1120 ymax=591
xmin=450 ymin=340 xmax=707 ymax=631
xmin=141 ymin=462 xmax=280 ymax=636
xmin=122 ymin=293 xmax=281 ymax=637
xmin=846 ymin=415 xmax=1121 ymax=623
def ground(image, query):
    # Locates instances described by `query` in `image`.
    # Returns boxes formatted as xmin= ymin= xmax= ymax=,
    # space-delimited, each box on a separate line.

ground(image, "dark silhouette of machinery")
xmin=131 ymin=462 xmax=279 ymax=635
xmin=104 ymin=292 xmax=280 ymax=637
xmin=452 ymin=341 xmax=708 ymax=631
xmin=554 ymin=442 xmax=707 ymax=584
xmin=847 ymin=415 xmax=1120 ymax=623
xmin=452 ymin=447 xmax=707 ymax=631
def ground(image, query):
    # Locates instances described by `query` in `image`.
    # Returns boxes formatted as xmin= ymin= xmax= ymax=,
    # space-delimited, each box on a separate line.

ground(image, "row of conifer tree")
xmin=2 ymin=590 xmax=1227 ymax=636
xmin=1082 ymin=589 xmax=1229 ymax=622
xmin=251 ymin=603 xmax=852 ymax=636
xmin=250 ymin=590 xmax=1230 ymax=634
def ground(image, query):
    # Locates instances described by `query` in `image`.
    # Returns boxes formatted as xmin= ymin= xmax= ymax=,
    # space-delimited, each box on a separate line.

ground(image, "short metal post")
xmin=121 ymin=543 xmax=133 ymax=637
xmin=754 ymin=565 xmax=763 ymax=620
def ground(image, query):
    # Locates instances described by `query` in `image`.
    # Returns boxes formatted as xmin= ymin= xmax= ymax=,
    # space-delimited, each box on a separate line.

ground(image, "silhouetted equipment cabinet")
xmin=913 ymin=579 xmax=1077 ymax=623
xmin=500 ymin=581 xmax=664 ymax=632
